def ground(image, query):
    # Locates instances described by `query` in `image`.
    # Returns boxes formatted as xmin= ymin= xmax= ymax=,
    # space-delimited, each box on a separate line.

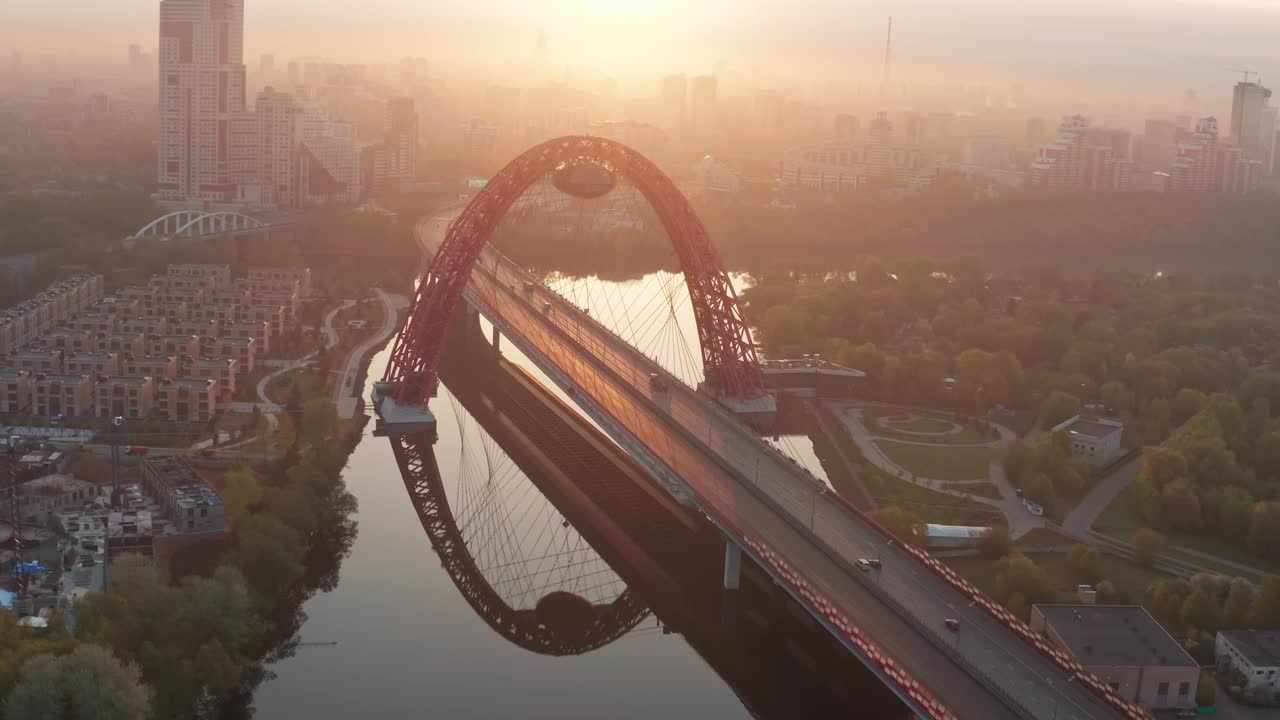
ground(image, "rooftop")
xmin=1220 ymin=630 xmax=1280 ymax=667
xmin=1035 ymin=604 xmax=1196 ymax=668
xmin=1053 ymin=415 xmax=1124 ymax=440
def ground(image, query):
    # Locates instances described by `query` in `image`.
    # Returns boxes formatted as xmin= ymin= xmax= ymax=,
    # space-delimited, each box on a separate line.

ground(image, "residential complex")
xmin=0 ymin=264 xmax=309 ymax=421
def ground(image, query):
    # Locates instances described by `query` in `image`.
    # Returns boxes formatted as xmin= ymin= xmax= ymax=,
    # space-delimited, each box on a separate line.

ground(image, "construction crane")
xmin=1228 ymin=69 xmax=1260 ymax=84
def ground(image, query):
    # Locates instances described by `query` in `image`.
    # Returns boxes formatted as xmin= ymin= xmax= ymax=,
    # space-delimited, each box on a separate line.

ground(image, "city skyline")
xmin=9 ymin=1 xmax=1280 ymax=100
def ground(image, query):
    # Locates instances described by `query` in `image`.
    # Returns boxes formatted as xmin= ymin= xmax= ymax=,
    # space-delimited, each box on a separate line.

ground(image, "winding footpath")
xmin=827 ymin=400 xmax=1046 ymax=538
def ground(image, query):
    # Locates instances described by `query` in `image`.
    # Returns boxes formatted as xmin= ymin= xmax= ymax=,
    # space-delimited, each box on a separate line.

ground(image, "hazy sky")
xmin=9 ymin=1 xmax=1280 ymax=99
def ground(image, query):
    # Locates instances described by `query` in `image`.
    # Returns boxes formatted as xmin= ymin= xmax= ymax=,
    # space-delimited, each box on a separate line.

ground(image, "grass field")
xmin=943 ymin=551 xmax=1172 ymax=603
xmin=865 ymin=468 xmax=1003 ymax=526
xmin=884 ymin=416 xmax=957 ymax=434
xmin=876 ymin=440 xmax=992 ymax=481
xmin=941 ymin=481 xmax=1002 ymax=499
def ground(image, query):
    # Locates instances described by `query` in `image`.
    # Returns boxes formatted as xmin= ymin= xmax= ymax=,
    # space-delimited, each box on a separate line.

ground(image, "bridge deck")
xmin=421 ymin=215 xmax=1127 ymax=720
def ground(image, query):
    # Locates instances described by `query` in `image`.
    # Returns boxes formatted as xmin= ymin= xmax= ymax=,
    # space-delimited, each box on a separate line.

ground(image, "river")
xmin=253 ymin=272 xmax=832 ymax=719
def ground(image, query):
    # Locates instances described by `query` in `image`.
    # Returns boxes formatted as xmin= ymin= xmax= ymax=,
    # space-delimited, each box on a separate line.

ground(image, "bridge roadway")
xmin=421 ymin=219 xmax=1123 ymax=720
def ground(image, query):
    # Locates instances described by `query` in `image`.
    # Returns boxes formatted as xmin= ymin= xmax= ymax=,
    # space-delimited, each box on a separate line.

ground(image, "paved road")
xmin=417 ymin=214 xmax=1127 ymax=720
xmin=333 ymin=289 xmax=406 ymax=419
xmin=1063 ymin=453 xmax=1143 ymax=539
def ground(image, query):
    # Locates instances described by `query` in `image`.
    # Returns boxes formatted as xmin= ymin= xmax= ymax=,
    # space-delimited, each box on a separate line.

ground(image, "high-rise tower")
xmin=156 ymin=0 xmax=247 ymax=204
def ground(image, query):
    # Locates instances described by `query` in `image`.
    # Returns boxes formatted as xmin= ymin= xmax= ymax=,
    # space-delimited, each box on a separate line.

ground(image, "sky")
xmin=8 ymin=1 xmax=1280 ymax=100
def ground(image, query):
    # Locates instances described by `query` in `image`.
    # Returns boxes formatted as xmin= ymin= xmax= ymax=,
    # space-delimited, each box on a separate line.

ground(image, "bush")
xmin=1196 ymin=673 xmax=1216 ymax=707
xmin=979 ymin=526 xmax=1012 ymax=560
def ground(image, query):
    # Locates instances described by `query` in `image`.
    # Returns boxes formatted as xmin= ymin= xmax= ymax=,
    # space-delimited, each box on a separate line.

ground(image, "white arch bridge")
xmin=125 ymin=211 xmax=289 ymax=244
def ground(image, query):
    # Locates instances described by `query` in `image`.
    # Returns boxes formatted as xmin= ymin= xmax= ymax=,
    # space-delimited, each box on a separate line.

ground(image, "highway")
xmin=416 ymin=213 xmax=1131 ymax=720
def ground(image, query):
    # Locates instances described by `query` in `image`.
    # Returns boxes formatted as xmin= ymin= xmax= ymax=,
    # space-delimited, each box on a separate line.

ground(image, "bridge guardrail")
xmin=461 ymin=276 xmax=960 ymax=720
xmin=470 ymin=243 xmax=1147 ymax=720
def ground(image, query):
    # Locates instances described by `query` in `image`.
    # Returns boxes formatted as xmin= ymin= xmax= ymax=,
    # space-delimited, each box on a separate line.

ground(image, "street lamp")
xmin=110 ymin=416 xmax=123 ymax=510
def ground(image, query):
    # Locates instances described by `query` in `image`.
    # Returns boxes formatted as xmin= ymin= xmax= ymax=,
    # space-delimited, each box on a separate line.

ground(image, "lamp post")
xmin=110 ymin=416 xmax=123 ymax=509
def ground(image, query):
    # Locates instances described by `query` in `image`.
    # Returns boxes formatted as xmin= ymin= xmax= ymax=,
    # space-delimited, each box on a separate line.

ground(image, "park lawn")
xmin=876 ymin=440 xmax=991 ymax=481
xmin=1095 ymin=487 xmax=1280 ymax=578
xmin=886 ymin=416 xmax=957 ymax=434
xmin=943 ymin=551 xmax=1173 ymax=603
xmin=941 ymin=481 xmax=1002 ymax=500
xmin=865 ymin=469 xmax=1003 ymax=526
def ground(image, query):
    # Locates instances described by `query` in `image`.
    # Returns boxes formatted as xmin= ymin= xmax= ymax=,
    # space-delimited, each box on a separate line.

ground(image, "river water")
xmin=254 ymin=273 xmax=831 ymax=719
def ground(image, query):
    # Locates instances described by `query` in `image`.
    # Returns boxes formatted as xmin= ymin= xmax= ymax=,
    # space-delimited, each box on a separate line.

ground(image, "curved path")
xmin=830 ymin=401 xmax=1045 ymax=538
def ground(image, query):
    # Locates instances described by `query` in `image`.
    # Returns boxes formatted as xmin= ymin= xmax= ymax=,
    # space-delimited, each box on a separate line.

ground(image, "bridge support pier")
xmin=723 ymin=541 xmax=742 ymax=591
xmin=491 ymin=323 xmax=501 ymax=353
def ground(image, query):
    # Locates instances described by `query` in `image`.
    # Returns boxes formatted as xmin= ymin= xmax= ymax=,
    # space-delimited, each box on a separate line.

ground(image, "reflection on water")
xmin=254 ymin=340 xmax=750 ymax=719
xmin=255 ymin=270 xmax=882 ymax=719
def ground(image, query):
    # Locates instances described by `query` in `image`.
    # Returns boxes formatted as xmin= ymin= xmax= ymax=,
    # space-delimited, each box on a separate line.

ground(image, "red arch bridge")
xmin=376 ymin=136 xmax=1148 ymax=720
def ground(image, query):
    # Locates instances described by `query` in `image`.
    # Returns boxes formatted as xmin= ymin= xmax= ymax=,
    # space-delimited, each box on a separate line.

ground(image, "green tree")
xmin=999 ymin=441 xmax=1038 ymax=489
xmin=1257 ymin=431 xmax=1280 ymax=482
xmin=1180 ymin=586 xmax=1222 ymax=634
xmin=1041 ymin=391 xmax=1082 ymax=430
xmin=1133 ymin=528 xmax=1165 ymax=568
xmin=234 ymin=514 xmax=306 ymax=600
xmin=1161 ymin=479 xmax=1203 ymax=532
xmin=1248 ymin=576 xmax=1280 ymax=629
xmin=978 ymin=526 xmax=1012 ymax=560
xmin=1142 ymin=446 xmax=1189 ymax=489
xmin=300 ymin=398 xmax=338 ymax=444
xmin=1196 ymin=674 xmax=1216 ymax=707
xmin=1024 ymin=472 xmax=1058 ymax=512
xmin=1222 ymin=578 xmax=1253 ymax=629
xmin=1248 ymin=502 xmax=1280 ymax=560
xmin=1140 ymin=397 xmax=1173 ymax=445
xmin=1066 ymin=544 xmax=1103 ymax=584
xmin=5 ymin=645 xmax=149 ymax=720
xmin=869 ymin=506 xmax=921 ymax=545
xmin=221 ymin=468 xmax=262 ymax=526
xmin=994 ymin=553 xmax=1054 ymax=606
xmin=1172 ymin=388 xmax=1208 ymax=426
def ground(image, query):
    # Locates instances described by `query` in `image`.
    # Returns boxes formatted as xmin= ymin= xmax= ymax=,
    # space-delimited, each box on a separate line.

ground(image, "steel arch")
xmin=129 ymin=210 xmax=266 ymax=240
xmin=384 ymin=135 xmax=766 ymax=407
xmin=390 ymin=431 xmax=648 ymax=655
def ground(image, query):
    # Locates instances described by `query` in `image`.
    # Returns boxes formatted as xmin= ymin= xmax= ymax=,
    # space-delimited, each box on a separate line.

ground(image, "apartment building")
xmin=119 ymin=316 xmax=170 ymax=337
xmin=69 ymin=313 xmax=118 ymax=335
xmin=174 ymin=319 xmax=219 ymax=338
xmin=167 ymin=264 xmax=231 ymax=288
xmin=94 ymin=332 xmax=147 ymax=356
xmin=155 ymin=301 xmax=190 ymax=323
xmin=97 ymin=297 xmax=141 ymax=318
xmin=93 ymin=376 xmax=155 ymax=420
xmin=9 ymin=349 xmax=64 ymax=373
xmin=0 ymin=370 xmax=32 ymax=413
xmin=63 ymin=352 xmax=120 ymax=378
xmin=121 ymin=355 xmax=179 ymax=380
xmin=247 ymin=264 xmax=311 ymax=294
xmin=223 ymin=321 xmax=270 ymax=358
xmin=0 ymin=274 xmax=104 ymax=354
xmin=244 ymin=304 xmax=286 ymax=337
xmin=186 ymin=358 xmax=236 ymax=397
xmin=139 ymin=455 xmax=225 ymax=534
xmin=149 ymin=335 xmax=200 ymax=359
xmin=213 ymin=337 xmax=255 ymax=374
xmin=30 ymin=374 xmax=93 ymax=417
xmin=43 ymin=328 xmax=93 ymax=354
xmin=155 ymin=378 xmax=217 ymax=423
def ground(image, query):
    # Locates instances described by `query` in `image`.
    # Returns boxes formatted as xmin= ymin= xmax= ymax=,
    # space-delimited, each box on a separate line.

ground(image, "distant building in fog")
xmin=1230 ymin=80 xmax=1273 ymax=158
xmin=834 ymin=114 xmax=859 ymax=142
xmin=1167 ymin=117 xmax=1261 ymax=194
xmin=690 ymin=75 xmax=718 ymax=138
xmin=1031 ymin=115 xmax=1130 ymax=191
xmin=156 ymin=0 xmax=247 ymax=205
xmin=662 ymin=74 xmax=687 ymax=131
